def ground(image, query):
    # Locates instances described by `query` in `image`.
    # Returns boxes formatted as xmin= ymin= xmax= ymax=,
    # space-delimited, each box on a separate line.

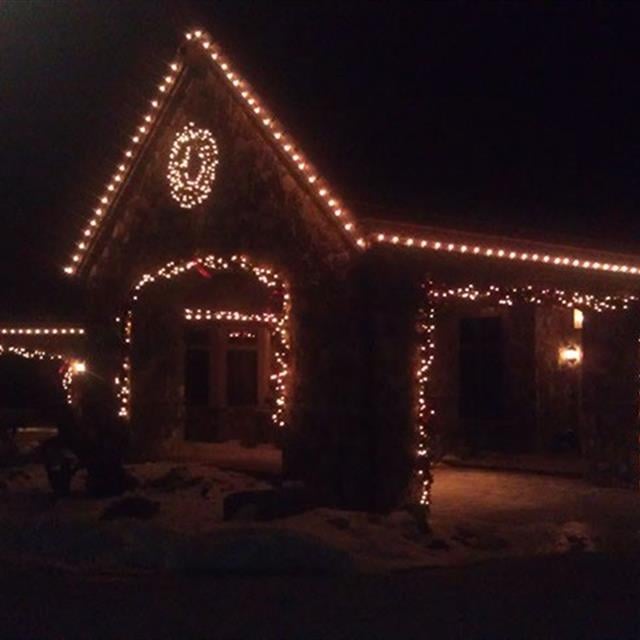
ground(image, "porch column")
xmin=284 ymin=269 xmax=374 ymax=509
xmin=582 ymin=309 xmax=640 ymax=488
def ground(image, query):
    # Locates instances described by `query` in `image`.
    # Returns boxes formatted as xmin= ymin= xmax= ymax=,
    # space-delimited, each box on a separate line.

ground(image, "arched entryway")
xmin=116 ymin=255 xmax=291 ymax=458
xmin=0 ymin=345 xmax=86 ymax=456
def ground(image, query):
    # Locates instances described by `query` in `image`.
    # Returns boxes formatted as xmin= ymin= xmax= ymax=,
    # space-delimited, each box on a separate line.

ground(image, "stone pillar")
xmin=284 ymin=254 xmax=424 ymax=512
xmin=360 ymin=257 xmax=423 ymax=511
xmin=284 ymin=267 xmax=375 ymax=508
xmin=582 ymin=310 xmax=640 ymax=488
xmin=129 ymin=291 xmax=184 ymax=456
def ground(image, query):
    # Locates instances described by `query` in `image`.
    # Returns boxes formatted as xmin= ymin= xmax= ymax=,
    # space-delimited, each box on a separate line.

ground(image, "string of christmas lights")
xmin=64 ymin=28 xmax=640 ymax=279
xmin=116 ymin=254 xmax=291 ymax=425
xmin=413 ymin=282 xmax=639 ymax=508
xmin=65 ymin=29 xmax=368 ymax=275
xmin=167 ymin=123 xmax=219 ymax=208
xmin=373 ymin=232 xmax=640 ymax=278
xmin=184 ymin=309 xmax=279 ymax=323
xmin=184 ymin=308 xmax=290 ymax=426
xmin=415 ymin=303 xmax=436 ymax=508
xmin=184 ymin=30 xmax=366 ymax=249
xmin=428 ymin=285 xmax=636 ymax=312
xmin=64 ymin=59 xmax=184 ymax=274
xmin=0 ymin=345 xmax=86 ymax=405
xmin=0 ymin=328 xmax=85 ymax=336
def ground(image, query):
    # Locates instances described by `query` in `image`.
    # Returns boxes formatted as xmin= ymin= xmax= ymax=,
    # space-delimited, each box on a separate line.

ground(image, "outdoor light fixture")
xmin=72 ymin=360 xmax=87 ymax=374
xmin=573 ymin=309 xmax=584 ymax=329
xmin=558 ymin=345 xmax=582 ymax=367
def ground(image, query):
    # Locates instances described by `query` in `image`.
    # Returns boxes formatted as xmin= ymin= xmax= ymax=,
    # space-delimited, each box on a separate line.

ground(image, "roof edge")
xmin=363 ymin=217 xmax=640 ymax=279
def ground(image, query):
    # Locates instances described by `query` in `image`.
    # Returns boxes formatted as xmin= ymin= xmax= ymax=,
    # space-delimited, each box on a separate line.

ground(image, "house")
xmin=2 ymin=30 xmax=638 ymax=514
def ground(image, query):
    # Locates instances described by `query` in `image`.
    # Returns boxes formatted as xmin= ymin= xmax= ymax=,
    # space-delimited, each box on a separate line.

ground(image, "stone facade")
xmin=4 ymin=35 xmax=639 ymax=517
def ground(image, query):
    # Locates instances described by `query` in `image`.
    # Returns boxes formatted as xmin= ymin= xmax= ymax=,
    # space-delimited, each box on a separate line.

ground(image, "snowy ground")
xmin=0 ymin=448 xmax=638 ymax=574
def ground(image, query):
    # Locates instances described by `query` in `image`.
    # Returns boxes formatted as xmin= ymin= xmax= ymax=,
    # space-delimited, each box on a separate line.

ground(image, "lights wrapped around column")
xmin=115 ymin=254 xmax=291 ymax=427
xmin=415 ymin=303 xmax=436 ymax=508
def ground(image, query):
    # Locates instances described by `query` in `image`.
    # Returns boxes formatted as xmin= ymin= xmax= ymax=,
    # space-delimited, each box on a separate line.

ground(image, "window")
xmin=226 ymin=349 xmax=258 ymax=406
xmin=184 ymin=348 xmax=210 ymax=406
xmin=459 ymin=316 xmax=505 ymax=420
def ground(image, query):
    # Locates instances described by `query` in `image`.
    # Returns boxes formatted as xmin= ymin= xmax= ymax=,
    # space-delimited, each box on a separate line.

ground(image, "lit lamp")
xmin=72 ymin=360 xmax=87 ymax=374
xmin=558 ymin=345 xmax=582 ymax=367
xmin=573 ymin=309 xmax=584 ymax=329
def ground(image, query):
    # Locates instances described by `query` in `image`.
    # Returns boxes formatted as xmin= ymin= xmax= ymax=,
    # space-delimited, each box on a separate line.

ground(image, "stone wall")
xmin=70 ymin=41 xmax=640 ymax=512
xmin=534 ymin=306 xmax=582 ymax=452
xmin=582 ymin=310 xmax=640 ymax=487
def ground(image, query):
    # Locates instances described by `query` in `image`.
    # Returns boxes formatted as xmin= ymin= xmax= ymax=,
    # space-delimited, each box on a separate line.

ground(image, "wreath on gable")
xmin=167 ymin=122 xmax=219 ymax=209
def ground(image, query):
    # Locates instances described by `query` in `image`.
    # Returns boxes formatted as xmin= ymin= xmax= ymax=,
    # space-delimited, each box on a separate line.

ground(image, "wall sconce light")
xmin=72 ymin=360 xmax=87 ymax=374
xmin=573 ymin=309 xmax=584 ymax=329
xmin=559 ymin=345 xmax=582 ymax=367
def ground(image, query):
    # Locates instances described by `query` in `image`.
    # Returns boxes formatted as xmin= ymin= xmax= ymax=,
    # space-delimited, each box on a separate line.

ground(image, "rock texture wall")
xmin=582 ymin=310 xmax=640 ymax=487
xmin=534 ymin=306 xmax=583 ymax=452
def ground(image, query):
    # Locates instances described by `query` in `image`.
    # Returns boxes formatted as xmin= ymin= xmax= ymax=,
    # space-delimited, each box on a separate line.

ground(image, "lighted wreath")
xmin=167 ymin=122 xmax=219 ymax=209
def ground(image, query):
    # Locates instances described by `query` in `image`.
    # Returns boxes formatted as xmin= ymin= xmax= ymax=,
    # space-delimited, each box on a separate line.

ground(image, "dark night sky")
xmin=1 ymin=1 xmax=640 ymax=319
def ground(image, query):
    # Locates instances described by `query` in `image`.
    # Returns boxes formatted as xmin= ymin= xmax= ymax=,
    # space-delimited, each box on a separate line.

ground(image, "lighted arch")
xmin=0 ymin=344 xmax=86 ymax=405
xmin=115 ymin=254 xmax=292 ymax=429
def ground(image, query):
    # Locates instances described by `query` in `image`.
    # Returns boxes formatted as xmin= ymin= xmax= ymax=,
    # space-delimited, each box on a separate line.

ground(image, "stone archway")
xmin=115 ymin=254 xmax=292 ymax=455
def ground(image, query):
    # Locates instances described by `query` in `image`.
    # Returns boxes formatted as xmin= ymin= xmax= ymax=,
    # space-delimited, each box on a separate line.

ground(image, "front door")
xmin=459 ymin=316 xmax=506 ymax=451
xmin=183 ymin=322 xmax=270 ymax=443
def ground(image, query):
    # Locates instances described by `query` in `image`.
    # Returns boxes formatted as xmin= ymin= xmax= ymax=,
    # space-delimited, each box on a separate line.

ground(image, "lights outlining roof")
xmin=64 ymin=29 xmax=367 ymax=276
xmin=0 ymin=327 xmax=85 ymax=336
xmin=182 ymin=29 xmax=366 ymax=248
xmin=63 ymin=28 xmax=640 ymax=281
xmin=64 ymin=58 xmax=184 ymax=275
xmin=371 ymin=231 xmax=640 ymax=278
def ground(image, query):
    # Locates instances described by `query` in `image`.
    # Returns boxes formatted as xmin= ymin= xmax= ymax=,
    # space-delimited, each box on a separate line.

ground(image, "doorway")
xmin=459 ymin=316 xmax=507 ymax=451
xmin=183 ymin=322 xmax=271 ymax=444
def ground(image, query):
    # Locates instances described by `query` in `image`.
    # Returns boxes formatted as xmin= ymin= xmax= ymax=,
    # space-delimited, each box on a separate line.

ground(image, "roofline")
xmin=64 ymin=29 xmax=366 ymax=278
xmin=363 ymin=217 xmax=640 ymax=279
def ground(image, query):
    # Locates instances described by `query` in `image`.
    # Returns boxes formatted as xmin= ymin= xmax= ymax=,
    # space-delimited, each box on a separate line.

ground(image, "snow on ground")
xmin=0 ymin=455 xmax=638 ymax=573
